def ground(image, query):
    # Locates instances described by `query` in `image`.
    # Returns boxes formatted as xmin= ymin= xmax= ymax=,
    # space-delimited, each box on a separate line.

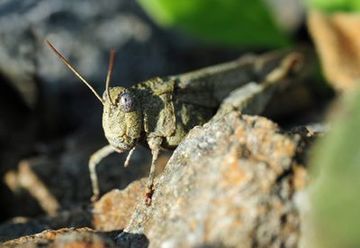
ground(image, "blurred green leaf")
xmin=310 ymin=89 xmax=360 ymax=248
xmin=307 ymin=0 xmax=360 ymax=12
xmin=138 ymin=0 xmax=290 ymax=48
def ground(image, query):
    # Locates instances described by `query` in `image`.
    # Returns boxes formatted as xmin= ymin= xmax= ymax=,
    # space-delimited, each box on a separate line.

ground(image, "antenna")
xmin=45 ymin=40 xmax=104 ymax=105
xmin=105 ymin=49 xmax=116 ymax=105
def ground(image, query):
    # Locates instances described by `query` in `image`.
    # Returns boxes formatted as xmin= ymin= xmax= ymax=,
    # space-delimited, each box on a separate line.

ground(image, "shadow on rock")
xmin=116 ymin=231 xmax=149 ymax=248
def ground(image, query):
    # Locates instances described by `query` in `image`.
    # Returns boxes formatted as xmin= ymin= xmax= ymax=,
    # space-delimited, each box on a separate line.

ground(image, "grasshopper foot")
xmin=145 ymin=184 xmax=154 ymax=206
xmin=91 ymin=194 xmax=99 ymax=203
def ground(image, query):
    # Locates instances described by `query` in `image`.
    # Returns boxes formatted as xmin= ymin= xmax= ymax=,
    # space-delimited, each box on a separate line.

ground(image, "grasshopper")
xmin=46 ymin=40 xmax=302 ymax=204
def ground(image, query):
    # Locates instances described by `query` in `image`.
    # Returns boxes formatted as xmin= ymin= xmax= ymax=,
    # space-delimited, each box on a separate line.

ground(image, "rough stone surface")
xmin=52 ymin=231 xmax=117 ymax=248
xmin=116 ymin=112 xmax=306 ymax=248
xmin=1 ymin=227 xmax=118 ymax=248
xmin=93 ymin=179 xmax=146 ymax=231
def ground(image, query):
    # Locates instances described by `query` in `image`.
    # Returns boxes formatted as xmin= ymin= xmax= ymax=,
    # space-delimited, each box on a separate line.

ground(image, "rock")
xmin=52 ymin=230 xmax=117 ymax=248
xmin=1 ymin=227 xmax=118 ymax=248
xmin=0 ymin=209 xmax=92 ymax=242
xmin=93 ymin=179 xmax=146 ymax=231
xmin=116 ymin=112 xmax=307 ymax=248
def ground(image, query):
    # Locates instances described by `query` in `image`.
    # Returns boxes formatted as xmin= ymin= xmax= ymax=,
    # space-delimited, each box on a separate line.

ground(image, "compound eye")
xmin=119 ymin=92 xmax=134 ymax=112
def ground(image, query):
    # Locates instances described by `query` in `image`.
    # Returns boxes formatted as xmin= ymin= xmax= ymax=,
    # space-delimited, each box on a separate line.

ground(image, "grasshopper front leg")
xmin=89 ymin=145 xmax=116 ymax=202
xmin=145 ymin=136 xmax=162 ymax=205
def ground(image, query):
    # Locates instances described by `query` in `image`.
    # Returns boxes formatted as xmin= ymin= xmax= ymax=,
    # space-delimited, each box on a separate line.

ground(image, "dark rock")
xmin=0 ymin=209 xmax=92 ymax=242
xmin=0 ymin=79 xmax=39 ymax=221
xmin=116 ymin=231 xmax=149 ymax=248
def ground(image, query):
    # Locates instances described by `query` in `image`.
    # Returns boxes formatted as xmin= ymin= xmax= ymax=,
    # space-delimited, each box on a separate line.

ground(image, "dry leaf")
xmin=308 ymin=11 xmax=360 ymax=91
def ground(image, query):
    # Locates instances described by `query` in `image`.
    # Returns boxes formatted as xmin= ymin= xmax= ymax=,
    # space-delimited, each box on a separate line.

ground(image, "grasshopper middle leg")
xmin=145 ymin=136 xmax=162 ymax=205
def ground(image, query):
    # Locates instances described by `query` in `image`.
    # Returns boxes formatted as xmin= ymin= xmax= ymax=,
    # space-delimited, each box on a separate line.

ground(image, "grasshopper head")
xmin=102 ymin=87 xmax=142 ymax=152
xmin=46 ymin=41 xmax=142 ymax=152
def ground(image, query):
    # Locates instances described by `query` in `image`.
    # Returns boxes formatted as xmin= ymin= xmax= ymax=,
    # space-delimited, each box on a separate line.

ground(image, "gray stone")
xmin=116 ymin=112 xmax=308 ymax=248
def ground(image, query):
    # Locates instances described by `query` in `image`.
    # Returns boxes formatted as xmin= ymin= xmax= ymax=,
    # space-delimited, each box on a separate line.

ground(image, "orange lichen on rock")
xmin=221 ymin=148 xmax=248 ymax=188
xmin=92 ymin=179 xmax=146 ymax=231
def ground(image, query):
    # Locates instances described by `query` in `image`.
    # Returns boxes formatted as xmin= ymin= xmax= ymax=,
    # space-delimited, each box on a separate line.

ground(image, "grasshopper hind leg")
xmin=89 ymin=145 xmax=115 ymax=202
xmin=145 ymin=136 xmax=162 ymax=205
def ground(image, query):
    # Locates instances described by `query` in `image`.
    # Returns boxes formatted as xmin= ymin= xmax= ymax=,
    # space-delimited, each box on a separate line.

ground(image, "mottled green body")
xmin=103 ymin=52 xmax=297 ymax=154
xmin=133 ymin=77 xmax=213 ymax=149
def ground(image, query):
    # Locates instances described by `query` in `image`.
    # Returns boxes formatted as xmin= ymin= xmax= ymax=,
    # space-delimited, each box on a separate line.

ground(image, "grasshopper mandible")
xmin=46 ymin=40 xmax=302 ymax=205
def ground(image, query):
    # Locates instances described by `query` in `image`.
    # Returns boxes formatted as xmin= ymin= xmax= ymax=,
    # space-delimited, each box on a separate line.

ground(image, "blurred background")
xmin=0 ymin=0 xmax=359 ymax=246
